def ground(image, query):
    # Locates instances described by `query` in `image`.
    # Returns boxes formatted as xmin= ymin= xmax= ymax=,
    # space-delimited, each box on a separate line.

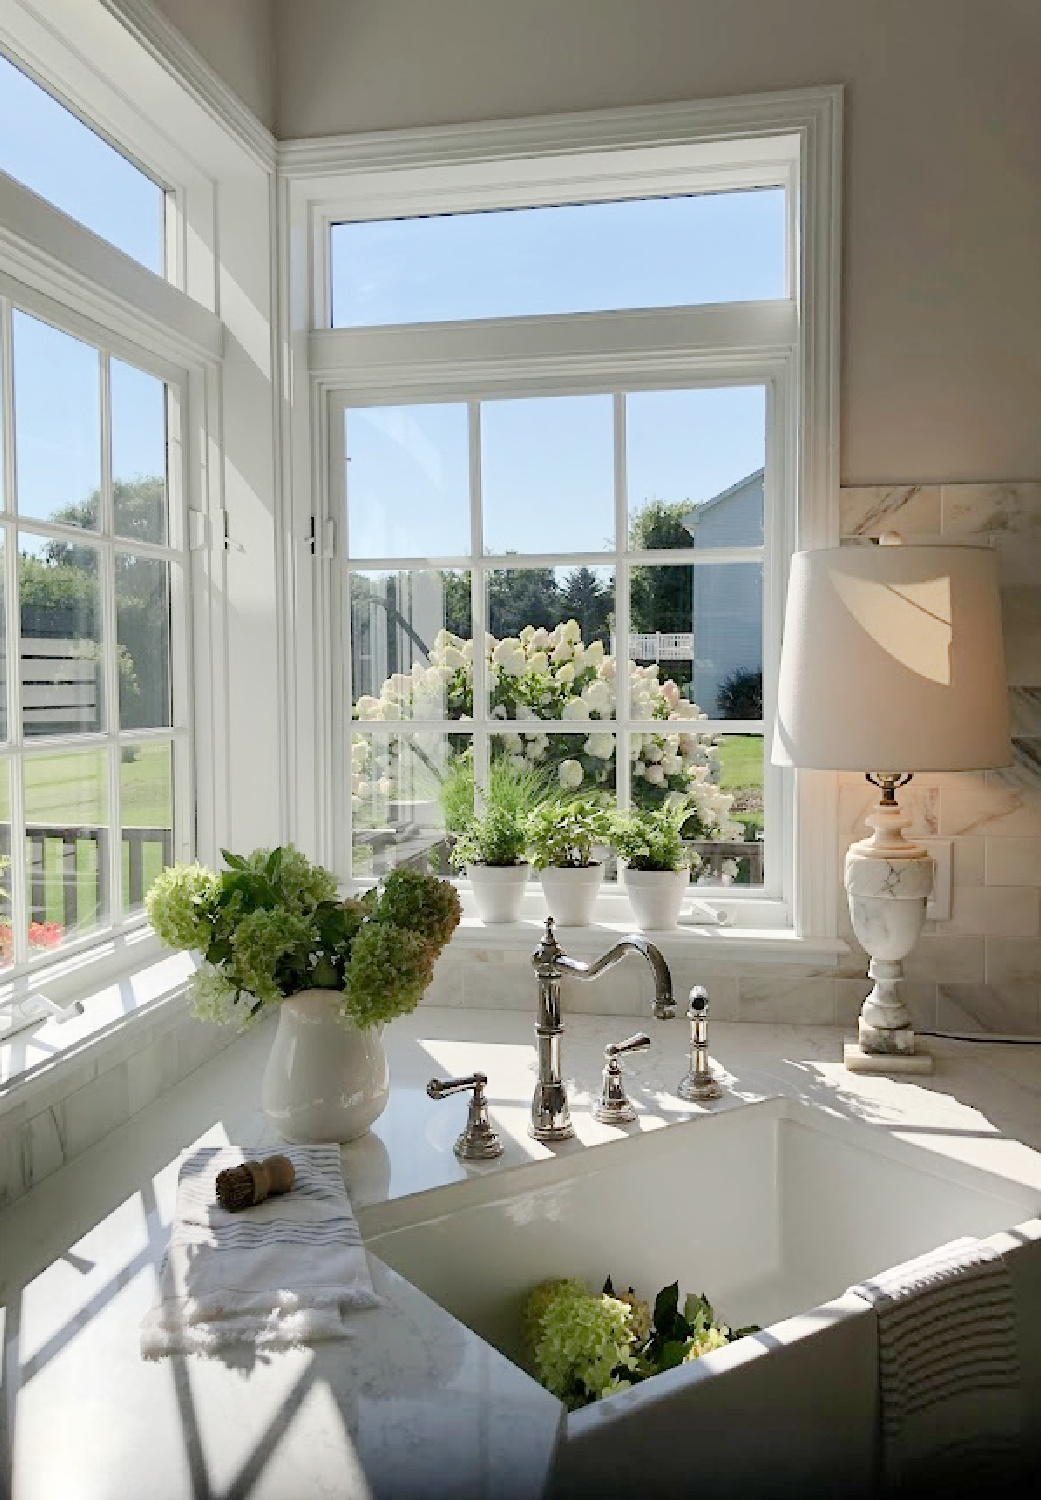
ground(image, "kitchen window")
xmin=320 ymin=172 xmax=808 ymax=919
xmin=0 ymin=293 xmax=190 ymax=977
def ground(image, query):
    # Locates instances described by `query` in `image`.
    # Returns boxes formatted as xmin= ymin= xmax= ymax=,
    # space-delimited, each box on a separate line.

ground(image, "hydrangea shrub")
xmin=352 ymin=621 xmax=740 ymax=842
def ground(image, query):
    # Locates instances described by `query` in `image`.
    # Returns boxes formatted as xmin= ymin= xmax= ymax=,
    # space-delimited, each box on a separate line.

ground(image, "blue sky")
xmin=337 ymin=192 xmax=778 ymax=558
xmin=1 ymin=52 xmax=166 ymax=526
xmin=346 ymin=385 xmax=767 ymax=559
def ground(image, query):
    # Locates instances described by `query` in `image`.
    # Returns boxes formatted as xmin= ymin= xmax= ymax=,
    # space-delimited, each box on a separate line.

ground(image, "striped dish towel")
xmin=141 ymin=1143 xmax=379 ymax=1358
xmin=848 ymin=1236 xmax=1022 ymax=1491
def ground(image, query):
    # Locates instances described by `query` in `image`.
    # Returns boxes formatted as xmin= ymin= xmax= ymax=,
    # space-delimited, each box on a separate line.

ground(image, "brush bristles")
xmin=215 ymin=1163 xmax=259 ymax=1212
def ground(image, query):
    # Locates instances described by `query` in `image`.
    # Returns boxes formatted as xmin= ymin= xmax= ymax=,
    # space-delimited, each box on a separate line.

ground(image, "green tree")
xmin=438 ymin=569 xmax=472 ymax=640
xmin=488 ymin=566 xmax=562 ymax=638
xmin=559 ymin=566 xmax=613 ymax=645
xmin=629 ymin=499 xmax=695 ymax=693
xmin=24 ymin=477 xmax=169 ymax=729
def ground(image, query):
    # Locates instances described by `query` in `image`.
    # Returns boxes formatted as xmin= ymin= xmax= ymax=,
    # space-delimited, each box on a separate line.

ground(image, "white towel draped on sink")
xmin=847 ymin=1236 xmax=1022 ymax=1490
xmin=141 ymin=1143 xmax=379 ymax=1358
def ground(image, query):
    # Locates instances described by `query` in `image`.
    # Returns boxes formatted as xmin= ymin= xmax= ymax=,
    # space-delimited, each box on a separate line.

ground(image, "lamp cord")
xmin=918 ymin=1029 xmax=1041 ymax=1047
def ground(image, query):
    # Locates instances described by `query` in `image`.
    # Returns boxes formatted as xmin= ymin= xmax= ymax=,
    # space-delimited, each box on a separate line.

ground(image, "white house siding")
xmin=685 ymin=471 xmax=764 ymax=713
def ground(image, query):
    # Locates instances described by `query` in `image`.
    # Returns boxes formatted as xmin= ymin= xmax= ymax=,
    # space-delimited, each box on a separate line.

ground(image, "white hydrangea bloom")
xmin=585 ymin=733 xmax=614 ymax=760
xmin=558 ymin=758 xmax=584 ymax=790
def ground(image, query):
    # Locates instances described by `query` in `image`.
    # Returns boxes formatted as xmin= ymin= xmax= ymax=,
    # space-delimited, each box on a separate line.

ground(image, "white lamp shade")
xmin=772 ymin=544 xmax=1011 ymax=772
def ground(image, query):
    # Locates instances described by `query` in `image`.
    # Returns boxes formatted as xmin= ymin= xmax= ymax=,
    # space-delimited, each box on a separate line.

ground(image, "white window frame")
xmin=0 ymin=4 xmax=230 ymax=1016
xmin=0 ymin=280 xmax=193 ymax=971
xmin=284 ymin=86 xmax=843 ymax=944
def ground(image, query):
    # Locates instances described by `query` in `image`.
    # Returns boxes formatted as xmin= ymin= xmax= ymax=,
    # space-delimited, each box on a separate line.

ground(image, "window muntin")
xmin=0 ymin=52 xmax=165 ymax=275
xmin=343 ymin=386 xmax=768 ymax=888
xmin=330 ymin=188 xmax=786 ymax=328
xmin=0 ymin=298 xmax=185 ymax=969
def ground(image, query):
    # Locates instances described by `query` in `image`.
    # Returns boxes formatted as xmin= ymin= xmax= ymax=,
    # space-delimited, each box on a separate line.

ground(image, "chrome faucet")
xmin=529 ymin=917 xmax=675 ymax=1142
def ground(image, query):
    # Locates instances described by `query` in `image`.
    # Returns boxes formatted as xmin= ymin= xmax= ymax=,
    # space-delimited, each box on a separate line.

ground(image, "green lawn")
xmin=715 ymin=734 xmax=764 ymax=833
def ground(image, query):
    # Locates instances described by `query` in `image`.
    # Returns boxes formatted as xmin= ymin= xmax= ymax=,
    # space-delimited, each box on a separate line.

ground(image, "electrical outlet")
xmin=920 ymin=839 xmax=953 ymax=922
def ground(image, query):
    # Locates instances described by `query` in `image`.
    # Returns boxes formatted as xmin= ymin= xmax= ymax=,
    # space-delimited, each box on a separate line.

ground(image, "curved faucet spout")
xmin=560 ymin=935 xmax=675 ymax=1019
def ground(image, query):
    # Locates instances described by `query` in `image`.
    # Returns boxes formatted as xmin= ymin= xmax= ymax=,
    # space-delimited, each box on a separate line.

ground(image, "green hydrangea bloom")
xmin=244 ymin=846 xmax=338 ymax=909
xmin=374 ymin=868 xmax=461 ymax=950
xmin=146 ymin=862 xmax=219 ymax=951
xmin=682 ymin=1325 xmax=729 ymax=1361
xmin=189 ymin=961 xmax=241 ymax=1026
xmin=528 ymin=1281 xmax=635 ymax=1407
xmin=344 ymin=922 xmax=437 ymax=1028
xmin=232 ymin=907 xmax=316 ymax=1008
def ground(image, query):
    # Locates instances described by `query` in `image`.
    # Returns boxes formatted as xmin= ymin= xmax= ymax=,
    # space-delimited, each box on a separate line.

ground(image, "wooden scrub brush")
xmin=215 ymin=1153 xmax=296 ymax=1212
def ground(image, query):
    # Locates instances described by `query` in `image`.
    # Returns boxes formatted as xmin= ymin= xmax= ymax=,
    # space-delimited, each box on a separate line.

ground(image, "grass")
xmin=715 ymin=734 xmax=764 ymax=833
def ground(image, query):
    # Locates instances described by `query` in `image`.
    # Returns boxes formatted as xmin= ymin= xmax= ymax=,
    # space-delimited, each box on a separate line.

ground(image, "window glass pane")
xmin=352 ymin=569 xmax=471 ymax=720
xmin=691 ymin=734 xmax=765 ymax=888
xmin=481 ymin=396 xmax=614 ymax=555
xmin=24 ymin=748 xmax=108 ymax=946
xmin=13 ymin=312 xmax=100 ymax=529
xmin=0 ymin=53 xmax=164 ymax=274
xmin=493 ymin=728 xmax=617 ymax=804
xmin=19 ymin=532 xmax=103 ymax=736
xmin=331 ymin=189 xmax=786 ymax=327
xmin=0 ymin=760 xmax=11 ymax=970
xmin=627 ymin=388 xmax=766 ymax=549
xmin=345 ymin=404 xmax=470 ymax=560
xmin=629 ymin=561 xmax=762 ymax=718
xmin=351 ymin=730 xmax=465 ymax=879
xmin=121 ymin=742 xmax=173 ymax=916
xmin=486 ymin=567 xmax=615 ymax=720
xmin=111 ymin=360 xmax=167 ymax=544
xmin=116 ymin=554 xmax=171 ymax=728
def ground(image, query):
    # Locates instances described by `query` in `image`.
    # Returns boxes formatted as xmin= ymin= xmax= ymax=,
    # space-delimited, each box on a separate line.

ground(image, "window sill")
xmin=450 ymin=918 xmax=845 ymax=968
xmin=0 ymin=931 xmax=195 ymax=1105
xmin=449 ymin=886 xmax=846 ymax=969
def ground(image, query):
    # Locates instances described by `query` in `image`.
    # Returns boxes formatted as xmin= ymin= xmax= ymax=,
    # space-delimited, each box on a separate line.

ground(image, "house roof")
xmin=682 ymin=467 xmax=765 ymax=530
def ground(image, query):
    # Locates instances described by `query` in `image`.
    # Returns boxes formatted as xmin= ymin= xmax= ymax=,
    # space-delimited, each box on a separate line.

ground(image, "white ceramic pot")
xmin=468 ymin=862 xmax=530 ymax=924
xmin=539 ymin=863 xmax=603 ymax=927
xmin=624 ymin=867 xmax=690 ymax=931
xmin=261 ymin=988 xmax=390 ymax=1143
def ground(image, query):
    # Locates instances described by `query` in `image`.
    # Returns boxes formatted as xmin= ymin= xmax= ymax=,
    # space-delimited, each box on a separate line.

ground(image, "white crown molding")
xmin=278 ymin=84 xmax=844 ymax=180
xmin=100 ymin=0 xmax=276 ymax=173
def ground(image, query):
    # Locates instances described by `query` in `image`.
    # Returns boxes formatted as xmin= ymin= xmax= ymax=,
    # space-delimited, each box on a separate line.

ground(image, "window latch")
xmin=309 ymin=517 xmax=336 ymax=559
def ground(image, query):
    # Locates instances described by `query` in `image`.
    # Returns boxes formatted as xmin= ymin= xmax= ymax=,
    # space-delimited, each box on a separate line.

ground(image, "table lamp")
xmin=772 ymin=537 xmax=1011 ymax=1073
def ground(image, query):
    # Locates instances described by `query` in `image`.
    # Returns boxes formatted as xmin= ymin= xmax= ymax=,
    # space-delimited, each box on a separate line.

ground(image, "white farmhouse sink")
xmin=359 ymin=1096 xmax=1038 ymax=1368
xmin=359 ymin=1097 xmax=1041 ymax=1497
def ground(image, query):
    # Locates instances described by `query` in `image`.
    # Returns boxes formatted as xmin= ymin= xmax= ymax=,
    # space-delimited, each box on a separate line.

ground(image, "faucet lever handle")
xmin=427 ymin=1072 xmax=486 ymax=1100
xmin=605 ymin=1032 xmax=651 ymax=1059
xmin=427 ymin=1073 xmax=504 ymax=1161
xmin=594 ymin=1033 xmax=650 ymax=1124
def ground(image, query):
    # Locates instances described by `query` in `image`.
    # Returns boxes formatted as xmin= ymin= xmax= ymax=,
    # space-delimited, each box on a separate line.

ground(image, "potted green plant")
xmin=146 ymin=846 xmax=460 ymax=1142
xmin=441 ymin=755 xmax=546 ymax=924
xmin=525 ymin=797 xmax=611 ymax=927
xmin=610 ymin=802 xmax=701 ymax=930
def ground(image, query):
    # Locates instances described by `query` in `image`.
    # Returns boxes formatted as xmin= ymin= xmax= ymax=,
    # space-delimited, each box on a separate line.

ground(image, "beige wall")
xmin=271 ymin=0 xmax=1041 ymax=488
xmin=152 ymin=0 xmax=277 ymax=130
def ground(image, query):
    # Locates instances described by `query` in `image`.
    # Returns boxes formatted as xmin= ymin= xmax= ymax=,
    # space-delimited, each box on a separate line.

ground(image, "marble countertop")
xmin=4 ymin=1006 xmax=1041 ymax=1500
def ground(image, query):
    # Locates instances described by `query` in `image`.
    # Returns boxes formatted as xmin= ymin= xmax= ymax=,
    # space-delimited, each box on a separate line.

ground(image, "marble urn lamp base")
xmin=842 ymin=774 xmax=935 ymax=1075
xmin=771 ymin=539 xmax=1012 ymax=1080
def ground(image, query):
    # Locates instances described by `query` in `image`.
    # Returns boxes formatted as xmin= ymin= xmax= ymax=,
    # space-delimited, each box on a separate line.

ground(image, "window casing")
xmin=0 ymin=283 xmax=192 ymax=978
xmin=295 ymin=94 xmax=842 ymax=936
